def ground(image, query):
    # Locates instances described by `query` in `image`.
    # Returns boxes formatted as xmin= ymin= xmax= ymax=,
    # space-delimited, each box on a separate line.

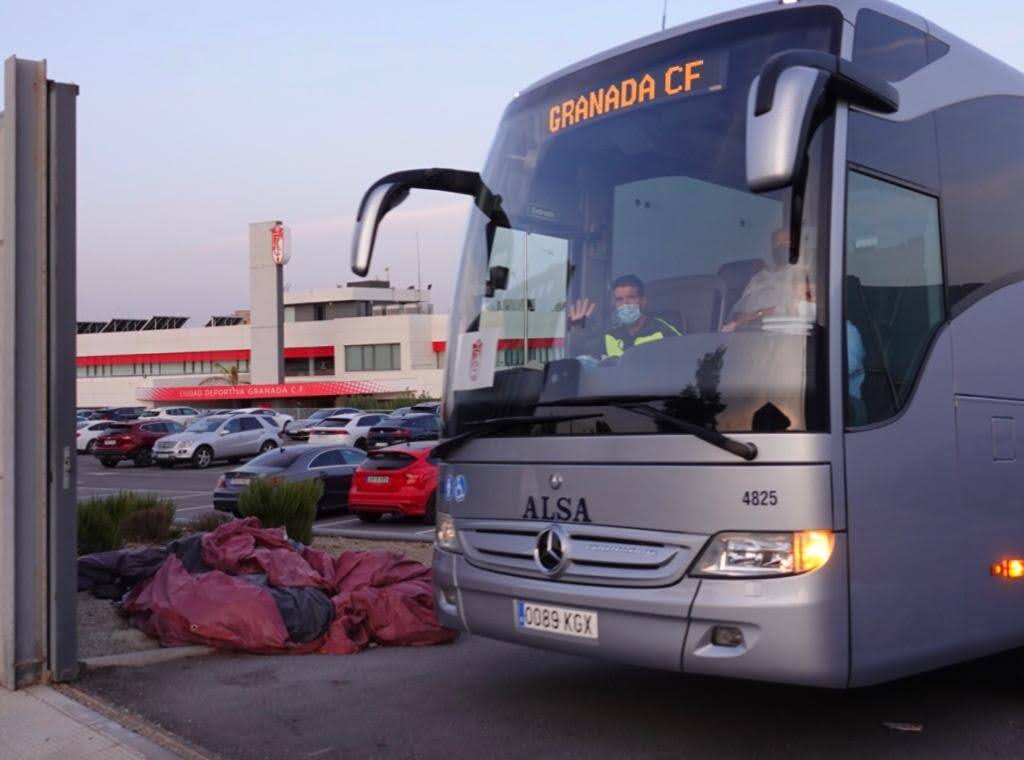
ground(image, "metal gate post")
xmin=48 ymin=76 xmax=80 ymax=683
xmin=0 ymin=56 xmax=79 ymax=689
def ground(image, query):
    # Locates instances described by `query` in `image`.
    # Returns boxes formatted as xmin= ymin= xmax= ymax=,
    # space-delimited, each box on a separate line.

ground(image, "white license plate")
xmin=231 ymin=478 xmax=251 ymax=486
xmin=366 ymin=475 xmax=390 ymax=484
xmin=515 ymin=600 xmax=598 ymax=640
xmin=101 ymin=438 xmax=117 ymax=445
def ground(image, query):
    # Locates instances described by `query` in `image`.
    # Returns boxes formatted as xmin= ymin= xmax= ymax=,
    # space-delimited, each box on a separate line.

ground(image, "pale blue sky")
xmin=4 ymin=1 xmax=1021 ymax=322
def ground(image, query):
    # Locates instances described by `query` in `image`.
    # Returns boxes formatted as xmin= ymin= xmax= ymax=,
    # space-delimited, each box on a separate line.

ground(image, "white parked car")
xmin=153 ymin=414 xmax=282 ymax=469
xmin=230 ymin=407 xmax=295 ymax=432
xmin=137 ymin=406 xmax=200 ymax=425
xmin=76 ymin=420 xmax=117 ymax=453
xmin=306 ymin=413 xmax=388 ymax=449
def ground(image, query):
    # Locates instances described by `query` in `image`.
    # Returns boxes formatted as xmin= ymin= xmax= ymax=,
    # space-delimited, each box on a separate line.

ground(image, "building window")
xmin=313 ymin=357 xmax=335 ymax=376
xmin=285 ymin=357 xmax=312 ymax=377
xmin=498 ymin=348 xmax=524 ymax=367
xmin=314 ymin=304 xmax=327 ymax=321
xmin=435 ymin=350 xmax=446 ymax=370
xmin=344 ymin=343 xmax=401 ymax=372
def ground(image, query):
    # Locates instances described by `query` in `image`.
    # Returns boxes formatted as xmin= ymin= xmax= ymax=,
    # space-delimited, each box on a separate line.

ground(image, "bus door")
xmin=841 ymin=168 xmax=962 ymax=684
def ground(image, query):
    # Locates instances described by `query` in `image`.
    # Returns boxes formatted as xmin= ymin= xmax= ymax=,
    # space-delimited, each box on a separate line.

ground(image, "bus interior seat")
xmin=848 ymin=237 xmax=941 ymax=408
xmin=717 ymin=259 xmax=765 ymax=317
xmin=845 ymin=274 xmax=897 ymax=423
xmin=646 ymin=274 xmax=726 ymax=333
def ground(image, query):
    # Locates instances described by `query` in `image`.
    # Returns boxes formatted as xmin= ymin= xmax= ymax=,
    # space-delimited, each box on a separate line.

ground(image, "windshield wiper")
xmin=537 ymin=396 xmax=758 ymax=462
xmin=430 ymin=413 xmax=603 ymax=462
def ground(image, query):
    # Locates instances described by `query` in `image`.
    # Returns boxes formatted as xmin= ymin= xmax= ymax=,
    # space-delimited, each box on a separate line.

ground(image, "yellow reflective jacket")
xmin=603 ymin=317 xmax=682 ymax=358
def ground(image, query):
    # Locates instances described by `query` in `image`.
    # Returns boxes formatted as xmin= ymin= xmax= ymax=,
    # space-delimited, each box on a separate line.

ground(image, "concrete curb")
xmin=313 ymin=526 xmax=433 ymax=543
xmin=81 ymin=645 xmax=216 ymax=670
xmin=55 ymin=683 xmax=214 ymax=759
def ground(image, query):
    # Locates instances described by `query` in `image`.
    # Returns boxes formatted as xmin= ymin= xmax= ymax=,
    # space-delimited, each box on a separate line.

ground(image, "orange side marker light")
xmin=991 ymin=559 xmax=1024 ymax=578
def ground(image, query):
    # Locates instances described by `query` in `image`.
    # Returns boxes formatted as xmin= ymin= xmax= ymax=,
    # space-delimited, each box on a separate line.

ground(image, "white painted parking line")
xmin=315 ymin=516 xmax=361 ymax=528
xmin=174 ymin=505 xmax=214 ymax=513
xmin=415 ymin=529 xmax=434 ymax=535
xmin=76 ymin=485 xmax=211 ymax=496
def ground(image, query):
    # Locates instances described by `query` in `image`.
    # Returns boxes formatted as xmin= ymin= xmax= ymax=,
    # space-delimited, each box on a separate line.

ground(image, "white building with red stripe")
xmin=76 ymin=283 xmax=451 ymax=410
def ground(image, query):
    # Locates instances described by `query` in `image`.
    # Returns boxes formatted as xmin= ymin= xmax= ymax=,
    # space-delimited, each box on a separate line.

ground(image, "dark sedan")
xmin=213 ymin=444 xmax=367 ymax=516
xmin=366 ymin=413 xmax=440 ymax=449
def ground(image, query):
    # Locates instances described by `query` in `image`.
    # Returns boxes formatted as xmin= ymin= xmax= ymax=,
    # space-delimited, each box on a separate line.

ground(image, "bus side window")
xmin=936 ymin=97 xmax=1024 ymax=311
xmin=852 ymin=9 xmax=947 ymax=83
xmin=844 ymin=170 xmax=945 ymax=427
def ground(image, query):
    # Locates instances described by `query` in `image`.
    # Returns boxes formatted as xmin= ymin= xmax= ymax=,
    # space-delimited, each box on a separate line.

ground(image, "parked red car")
xmin=347 ymin=442 xmax=437 ymax=523
xmin=93 ymin=420 xmax=184 ymax=468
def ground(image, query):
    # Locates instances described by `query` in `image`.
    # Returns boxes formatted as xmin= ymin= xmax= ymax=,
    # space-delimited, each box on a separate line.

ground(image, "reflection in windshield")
xmin=444 ymin=8 xmax=839 ymax=437
xmin=318 ymin=419 xmax=351 ymax=428
xmin=187 ymin=418 xmax=224 ymax=433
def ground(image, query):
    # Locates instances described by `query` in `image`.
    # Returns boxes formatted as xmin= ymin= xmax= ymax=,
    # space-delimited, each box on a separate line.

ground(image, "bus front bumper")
xmin=433 ymin=535 xmax=849 ymax=688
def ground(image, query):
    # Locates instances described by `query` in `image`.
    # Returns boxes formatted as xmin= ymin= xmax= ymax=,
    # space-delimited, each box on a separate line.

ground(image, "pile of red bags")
xmin=120 ymin=518 xmax=456 ymax=654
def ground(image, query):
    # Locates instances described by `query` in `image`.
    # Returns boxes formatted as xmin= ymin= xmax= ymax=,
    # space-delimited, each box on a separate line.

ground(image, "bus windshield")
xmin=444 ymin=8 xmax=840 ymax=437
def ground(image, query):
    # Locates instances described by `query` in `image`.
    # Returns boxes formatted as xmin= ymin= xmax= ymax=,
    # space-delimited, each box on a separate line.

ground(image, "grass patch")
xmin=187 ymin=511 xmax=232 ymax=533
xmin=237 ymin=476 xmax=322 ymax=545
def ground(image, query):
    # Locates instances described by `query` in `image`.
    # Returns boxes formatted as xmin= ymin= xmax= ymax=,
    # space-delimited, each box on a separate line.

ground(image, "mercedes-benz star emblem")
xmin=534 ymin=526 xmax=569 ymax=575
xmin=549 ymin=473 xmax=563 ymax=490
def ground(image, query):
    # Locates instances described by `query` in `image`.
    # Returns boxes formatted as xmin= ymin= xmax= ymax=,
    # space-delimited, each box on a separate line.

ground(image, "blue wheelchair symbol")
xmin=453 ymin=475 xmax=467 ymax=503
xmin=443 ymin=475 xmax=454 ymax=502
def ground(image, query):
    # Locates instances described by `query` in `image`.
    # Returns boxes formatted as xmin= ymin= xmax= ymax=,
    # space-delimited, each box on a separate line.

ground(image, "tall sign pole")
xmin=248 ymin=220 xmax=290 ymax=385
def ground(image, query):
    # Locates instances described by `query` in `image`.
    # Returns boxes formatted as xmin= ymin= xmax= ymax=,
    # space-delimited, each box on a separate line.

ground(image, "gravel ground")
xmin=77 ymin=592 xmax=161 ymax=660
xmin=77 ymin=535 xmax=436 ymax=660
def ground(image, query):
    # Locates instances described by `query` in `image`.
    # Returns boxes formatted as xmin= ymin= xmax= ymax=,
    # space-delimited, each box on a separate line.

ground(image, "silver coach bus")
xmin=350 ymin=0 xmax=1024 ymax=687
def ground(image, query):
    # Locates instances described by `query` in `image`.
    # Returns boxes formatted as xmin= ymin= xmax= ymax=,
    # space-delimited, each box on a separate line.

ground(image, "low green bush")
xmin=78 ymin=499 xmax=122 ymax=555
xmin=77 ymin=491 xmax=177 ymax=554
xmin=237 ymin=477 xmax=322 ymax=545
xmin=120 ymin=504 xmax=176 ymax=544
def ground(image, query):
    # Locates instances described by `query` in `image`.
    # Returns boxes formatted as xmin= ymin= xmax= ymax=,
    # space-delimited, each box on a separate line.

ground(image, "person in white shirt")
xmin=722 ymin=227 xmax=796 ymax=333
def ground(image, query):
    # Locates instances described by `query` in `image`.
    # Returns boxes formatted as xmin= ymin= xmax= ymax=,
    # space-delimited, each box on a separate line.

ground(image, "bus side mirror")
xmin=350 ymin=168 xmax=509 ymax=277
xmin=746 ymin=67 xmax=830 ymax=193
xmin=351 ymin=183 xmax=410 ymax=277
xmin=746 ymin=50 xmax=899 ymax=193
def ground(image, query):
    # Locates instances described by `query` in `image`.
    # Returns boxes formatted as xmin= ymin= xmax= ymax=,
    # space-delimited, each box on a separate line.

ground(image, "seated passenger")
xmin=568 ymin=274 xmax=682 ymax=359
xmin=722 ymin=227 xmax=794 ymax=333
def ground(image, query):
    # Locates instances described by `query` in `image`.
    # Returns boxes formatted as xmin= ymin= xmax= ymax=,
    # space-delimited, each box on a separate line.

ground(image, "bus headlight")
xmin=435 ymin=512 xmax=461 ymax=553
xmin=692 ymin=530 xmax=834 ymax=578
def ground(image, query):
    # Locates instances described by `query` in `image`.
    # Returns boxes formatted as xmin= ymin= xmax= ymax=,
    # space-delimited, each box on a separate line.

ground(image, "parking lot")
xmin=76 ymin=453 xmax=434 ymax=542
xmin=79 ymin=633 xmax=1024 ymax=760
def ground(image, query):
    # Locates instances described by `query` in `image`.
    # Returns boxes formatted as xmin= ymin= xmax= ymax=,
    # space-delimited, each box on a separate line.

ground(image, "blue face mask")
xmin=617 ymin=303 xmax=642 ymax=326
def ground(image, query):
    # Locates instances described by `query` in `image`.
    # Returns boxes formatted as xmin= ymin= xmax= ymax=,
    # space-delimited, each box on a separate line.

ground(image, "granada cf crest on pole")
xmin=270 ymin=221 xmax=290 ymax=265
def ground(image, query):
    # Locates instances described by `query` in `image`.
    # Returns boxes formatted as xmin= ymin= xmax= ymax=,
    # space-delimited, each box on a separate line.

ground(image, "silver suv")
xmin=153 ymin=415 xmax=281 ymax=469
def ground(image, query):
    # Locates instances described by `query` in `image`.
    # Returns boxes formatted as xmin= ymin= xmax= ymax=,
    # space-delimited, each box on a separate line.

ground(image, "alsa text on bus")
xmin=522 ymin=495 xmax=592 ymax=523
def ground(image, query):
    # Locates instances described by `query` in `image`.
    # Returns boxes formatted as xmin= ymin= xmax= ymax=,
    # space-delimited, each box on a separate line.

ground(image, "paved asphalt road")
xmin=75 ymin=452 xmax=434 ymax=542
xmin=80 ymin=634 xmax=1024 ymax=759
